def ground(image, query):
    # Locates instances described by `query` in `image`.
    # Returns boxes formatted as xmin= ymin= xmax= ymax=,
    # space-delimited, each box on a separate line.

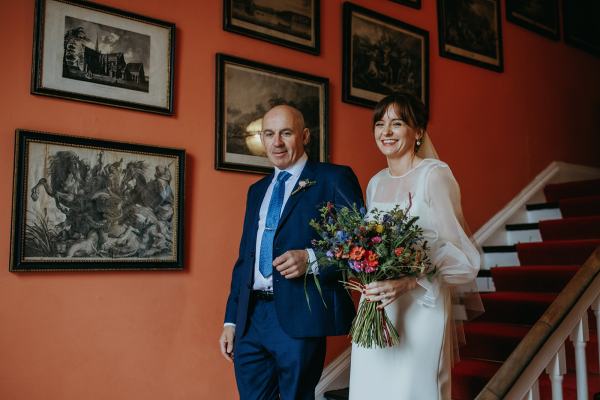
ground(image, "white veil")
xmin=417 ymin=132 xmax=484 ymax=363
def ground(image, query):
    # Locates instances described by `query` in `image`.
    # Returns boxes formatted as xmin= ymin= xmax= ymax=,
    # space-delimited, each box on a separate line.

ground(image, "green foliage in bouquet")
xmin=307 ymin=196 xmax=435 ymax=348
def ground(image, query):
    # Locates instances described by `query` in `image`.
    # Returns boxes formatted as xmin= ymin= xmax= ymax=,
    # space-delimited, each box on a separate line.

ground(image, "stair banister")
xmin=475 ymin=247 xmax=600 ymax=400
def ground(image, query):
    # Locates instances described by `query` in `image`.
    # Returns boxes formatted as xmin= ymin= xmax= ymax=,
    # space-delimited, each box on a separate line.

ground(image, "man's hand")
xmin=219 ymin=325 xmax=235 ymax=362
xmin=273 ymin=250 xmax=309 ymax=279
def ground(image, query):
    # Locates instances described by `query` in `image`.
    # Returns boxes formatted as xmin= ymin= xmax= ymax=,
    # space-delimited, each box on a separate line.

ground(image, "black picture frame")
xmin=390 ymin=0 xmax=422 ymax=10
xmin=506 ymin=0 xmax=560 ymax=40
xmin=342 ymin=2 xmax=429 ymax=109
xmin=223 ymin=0 xmax=320 ymax=55
xmin=563 ymin=0 xmax=600 ymax=57
xmin=10 ymin=129 xmax=185 ymax=272
xmin=31 ymin=0 xmax=176 ymax=114
xmin=215 ymin=54 xmax=329 ymax=175
xmin=437 ymin=0 xmax=504 ymax=72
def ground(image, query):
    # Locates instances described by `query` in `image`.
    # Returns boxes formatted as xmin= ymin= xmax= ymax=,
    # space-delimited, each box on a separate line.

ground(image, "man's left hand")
xmin=273 ymin=250 xmax=309 ymax=279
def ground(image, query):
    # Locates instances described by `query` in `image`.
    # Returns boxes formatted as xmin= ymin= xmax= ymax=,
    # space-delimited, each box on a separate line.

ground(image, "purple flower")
xmin=348 ymin=260 xmax=362 ymax=272
xmin=371 ymin=236 xmax=382 ymax=244
xmin=326 ymin=250 xmax=334 ymax=259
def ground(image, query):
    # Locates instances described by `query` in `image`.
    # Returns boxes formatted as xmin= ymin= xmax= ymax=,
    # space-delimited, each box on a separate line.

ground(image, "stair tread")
xmin=544 ymin=178 xmax=600 ymax=202
xmin=506 ymin=222 xmax=539 ymax=231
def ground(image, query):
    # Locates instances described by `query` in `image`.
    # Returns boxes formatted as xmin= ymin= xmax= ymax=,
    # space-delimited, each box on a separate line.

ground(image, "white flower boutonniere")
xmin=291 ymin=179 xmax=317 ymax=196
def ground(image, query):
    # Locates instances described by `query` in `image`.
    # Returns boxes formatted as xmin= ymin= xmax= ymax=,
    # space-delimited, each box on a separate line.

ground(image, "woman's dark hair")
xmin=372 ymin=92 xmax=428 ymax=132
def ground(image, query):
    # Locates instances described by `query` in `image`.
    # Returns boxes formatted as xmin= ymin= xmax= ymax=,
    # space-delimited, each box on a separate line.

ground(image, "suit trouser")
xmin=234 ymin=298 xmax=326 ymax=400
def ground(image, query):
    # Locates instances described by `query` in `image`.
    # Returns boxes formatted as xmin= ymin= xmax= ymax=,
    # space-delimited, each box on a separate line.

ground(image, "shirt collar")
xmin=274 ymin=153 xmax=308 ymax=180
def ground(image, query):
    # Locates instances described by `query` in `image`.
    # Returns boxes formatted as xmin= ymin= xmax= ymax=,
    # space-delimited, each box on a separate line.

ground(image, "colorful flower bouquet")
xmin=308 ymin=197 xmax=435 ymax=348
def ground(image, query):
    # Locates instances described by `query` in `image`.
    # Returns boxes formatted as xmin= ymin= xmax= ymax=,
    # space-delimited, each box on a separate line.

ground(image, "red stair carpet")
xmin=324 ymin=179 xmax=600 ymax=400
xmin=451 ymin=178 xmax=600 ymax=400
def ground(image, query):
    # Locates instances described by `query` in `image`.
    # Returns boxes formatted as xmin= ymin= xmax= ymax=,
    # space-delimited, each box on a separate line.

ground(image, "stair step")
xmin=526 ymin=202 xmax=559 ymax=211
xmin=491 ymin=265 xmax=579 ymax=292
xmin=323 ymin=388 xmax=348 ymax=400
xmin=452 ymin=359 xmax=502 ymax=400
xmin=483 ymin=245 xmax=517 ymax=253
xmin=560 ymin=194 xmax=600 ymax=217
xmin=517 ymin=239 xmax=600 ymax=265
xmin=462 ymin=322 xmax=530 ymax=362
xmin=539 ymin=215 xmax=600 ymax=241
xmin=506 ymin=222 xmax=539 ymax=231
xmin=477 ymin=292 xmax=557 ymax=325
xmin=544 ymin=179 xmax=600 ymax=202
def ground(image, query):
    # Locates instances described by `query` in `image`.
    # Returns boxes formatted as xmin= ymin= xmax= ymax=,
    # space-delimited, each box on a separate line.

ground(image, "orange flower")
xmin=394 ymin=247 xmax=405 ymax=257
xmin=365 ymin=251 xmax=379 ymax=268
xmin=349 ymin=246 xmax=366 ymax=260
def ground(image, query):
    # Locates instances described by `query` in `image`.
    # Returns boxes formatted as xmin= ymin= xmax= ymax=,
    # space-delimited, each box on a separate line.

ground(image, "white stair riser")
xmin=477 ymin=277 xmax=496 ymax=292
xmin=484 ymin=252 xmax=520 ymax=268
xmin=507 ymin=229 xmax=542 ymax=244
xmin=527 ymin=208 xmax=562 ymax=222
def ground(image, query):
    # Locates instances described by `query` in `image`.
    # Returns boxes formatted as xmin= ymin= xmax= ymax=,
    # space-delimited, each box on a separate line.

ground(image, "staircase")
xmin=322 ymin=170 xmax=600 ymax=400
xmin=455 ymin=178 xmax=600 ymax=399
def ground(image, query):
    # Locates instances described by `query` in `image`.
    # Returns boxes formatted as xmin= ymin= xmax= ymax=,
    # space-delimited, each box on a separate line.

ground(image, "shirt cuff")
xmin=306 ymin=248 xmax=319 ymax=275
xmin=224 ymin=322 xmax=236 ymax=328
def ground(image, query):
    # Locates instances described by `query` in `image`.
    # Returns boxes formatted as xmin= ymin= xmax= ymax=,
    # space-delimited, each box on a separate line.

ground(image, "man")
xmin=219 ymin=105 xmax=363 ymax=400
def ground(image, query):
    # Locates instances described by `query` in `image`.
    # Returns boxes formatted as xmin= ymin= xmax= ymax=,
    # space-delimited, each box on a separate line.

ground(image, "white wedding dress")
xmin=348 ymin=158 xmax=480 ymax=400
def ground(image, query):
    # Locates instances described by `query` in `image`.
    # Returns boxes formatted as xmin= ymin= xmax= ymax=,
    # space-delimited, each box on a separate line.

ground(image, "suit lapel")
xmin=277 ymin=161 xmax=317 ymax=232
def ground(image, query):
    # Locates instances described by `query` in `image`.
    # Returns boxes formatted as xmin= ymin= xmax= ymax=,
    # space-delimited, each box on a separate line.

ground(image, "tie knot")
xmin=277 ymin=171 xmax=291 ymax=183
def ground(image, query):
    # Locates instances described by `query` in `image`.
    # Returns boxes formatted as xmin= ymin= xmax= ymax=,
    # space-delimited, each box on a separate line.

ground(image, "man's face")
xmin=260 ymin=106 xmax=309 ymax=170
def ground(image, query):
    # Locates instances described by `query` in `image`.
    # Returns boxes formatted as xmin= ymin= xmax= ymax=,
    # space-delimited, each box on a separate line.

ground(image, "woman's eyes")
xmin=375 ymin=120 xmax=404 ymax=127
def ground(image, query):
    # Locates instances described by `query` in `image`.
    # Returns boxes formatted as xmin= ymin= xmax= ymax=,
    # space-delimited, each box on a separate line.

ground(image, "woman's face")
xmin=373 ymin=105 xmax=420 ymax=159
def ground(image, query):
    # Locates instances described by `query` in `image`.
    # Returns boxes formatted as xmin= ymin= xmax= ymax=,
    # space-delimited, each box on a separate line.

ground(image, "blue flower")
xmin=326 ymin=250 xmax=334 ymax=259
xmin=335 ymin=230 xmax=349 ymax=242
xmin=359 ymin=207 xmax=367 ymax=216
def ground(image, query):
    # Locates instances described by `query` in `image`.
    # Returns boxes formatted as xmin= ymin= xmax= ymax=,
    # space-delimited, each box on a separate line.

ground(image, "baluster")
xmin=545 ymin=343 xmax=566 ymax=400
xmin=592 ymin=296 xmax=600 ymax=371
xmin=569 ymin=315 xmax=589 ymax=400
xmin=522 ymin=378 xmax=540 ymax=400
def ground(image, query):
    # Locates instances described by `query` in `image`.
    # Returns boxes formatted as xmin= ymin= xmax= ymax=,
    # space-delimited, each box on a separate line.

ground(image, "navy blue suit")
xmin=225 ymin=161 xmax=363 ymax=400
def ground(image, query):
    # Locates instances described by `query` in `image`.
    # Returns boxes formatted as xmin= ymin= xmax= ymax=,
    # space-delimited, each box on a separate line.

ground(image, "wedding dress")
xmin=348 ymin=158 xmax=480 ymax=400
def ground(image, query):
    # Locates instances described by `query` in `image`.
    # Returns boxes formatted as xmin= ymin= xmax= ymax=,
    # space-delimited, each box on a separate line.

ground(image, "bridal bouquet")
xmin=308 ymin=196 xmax=435 ymax=348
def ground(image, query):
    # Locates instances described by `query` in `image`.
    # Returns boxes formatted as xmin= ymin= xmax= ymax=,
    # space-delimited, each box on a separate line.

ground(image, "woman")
xmin=348 ymin=92 xmax=480 ymax=399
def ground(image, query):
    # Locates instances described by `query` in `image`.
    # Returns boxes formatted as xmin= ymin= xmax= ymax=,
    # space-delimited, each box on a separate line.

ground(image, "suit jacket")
xmin=224 ymin=161 xmax=364 ymax=338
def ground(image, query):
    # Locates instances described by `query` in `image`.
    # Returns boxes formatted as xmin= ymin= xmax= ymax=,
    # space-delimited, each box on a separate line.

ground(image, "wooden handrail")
xmin=475 ymin=246 xmax=600 ymax=400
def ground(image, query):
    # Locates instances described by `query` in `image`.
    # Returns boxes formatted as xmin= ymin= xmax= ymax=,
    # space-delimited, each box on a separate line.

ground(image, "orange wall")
xmin=1 ymin=1 xmax=599 ymax=399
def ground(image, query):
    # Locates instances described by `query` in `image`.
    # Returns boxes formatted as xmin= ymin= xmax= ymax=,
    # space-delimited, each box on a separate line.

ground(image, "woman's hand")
xmin=365 ymin=277 xmax=418 ymax=309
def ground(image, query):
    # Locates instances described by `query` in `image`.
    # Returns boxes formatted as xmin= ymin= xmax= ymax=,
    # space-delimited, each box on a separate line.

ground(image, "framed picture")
xmin=215 ymin=53 xmax=328 ymax=174
xmin=223 ymin=0 xmax=320 ymax=55
xmin=437 ymin=0 xmax=504 ymax=72
xmin=563 ymin=1 xmax=600 ymax=57
xmin=390 ymin=0 xmax=421 ymax=10
xmin=31 ymin=0 xmax=176 ymax=114
xmin=342 ymin=2 xmax=429 ymax=109
xmin=506 ymin=0 xmax=559 ymax=40
xmin=10 ymin=130 xmax=185 ymax=272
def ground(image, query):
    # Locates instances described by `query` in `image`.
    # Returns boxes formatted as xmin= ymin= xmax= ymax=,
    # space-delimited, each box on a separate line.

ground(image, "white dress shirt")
xmin=253 ymin=153 xmax=317 ymax=291
xmin=224 ymin=154 xmax=317 ymax=328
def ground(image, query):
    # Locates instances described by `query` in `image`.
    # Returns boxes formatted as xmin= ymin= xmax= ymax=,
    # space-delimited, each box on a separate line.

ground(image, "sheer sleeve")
xmin=365 ymin=175 xmax=376 ymax=210
xmin=416 ymin=165 xmax=480 ymax=307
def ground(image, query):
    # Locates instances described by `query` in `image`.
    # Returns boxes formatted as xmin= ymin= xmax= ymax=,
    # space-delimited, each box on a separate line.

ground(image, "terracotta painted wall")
xmin=1 ymin=1 xmax=599 ymax=399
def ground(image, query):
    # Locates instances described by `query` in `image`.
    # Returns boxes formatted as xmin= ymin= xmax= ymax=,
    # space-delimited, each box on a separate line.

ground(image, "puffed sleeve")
xmin=365 ymin=175 xmax=376 ymax=210
xmin=416 ymin=165 xmax=480 ymax=307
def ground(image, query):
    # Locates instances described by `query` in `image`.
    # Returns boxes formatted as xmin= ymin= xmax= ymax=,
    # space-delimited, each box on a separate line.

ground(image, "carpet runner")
xmin=324 ymin=178 xmax=600 ymax=400
xmin=453 ymin=178 xmax=600 ymax=400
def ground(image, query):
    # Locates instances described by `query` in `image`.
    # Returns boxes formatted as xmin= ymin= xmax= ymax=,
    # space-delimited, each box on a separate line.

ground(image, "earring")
xmin=416 ymin=139 xmax=421 ymax=146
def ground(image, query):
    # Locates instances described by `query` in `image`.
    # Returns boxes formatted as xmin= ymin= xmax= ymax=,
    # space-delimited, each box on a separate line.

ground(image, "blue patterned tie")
xmin=259 ymin=171 xmax=291 ymax=278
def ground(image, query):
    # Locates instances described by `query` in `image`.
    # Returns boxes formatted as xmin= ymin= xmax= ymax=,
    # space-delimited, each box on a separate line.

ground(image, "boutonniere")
xmin=291 ymin=179 xmax=317 ymax=196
